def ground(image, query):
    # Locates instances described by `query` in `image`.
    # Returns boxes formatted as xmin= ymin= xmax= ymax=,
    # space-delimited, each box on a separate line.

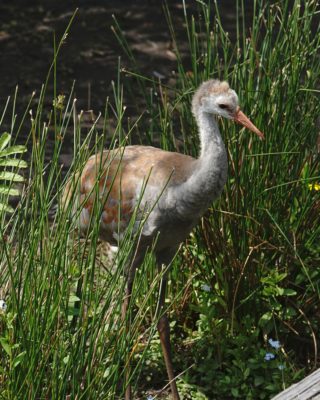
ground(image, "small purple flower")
xmin=278 ymin=364 xmax=285 ymax=370
xmin=201 ymin=284 xmax=211 ymax=292
xmin=264 ymin=352 xmax=275 ymax=361
xmin=268 ymin=338 xmax=281 ymax=349
xmin=147 ymin=396 xmax=154 ymax=400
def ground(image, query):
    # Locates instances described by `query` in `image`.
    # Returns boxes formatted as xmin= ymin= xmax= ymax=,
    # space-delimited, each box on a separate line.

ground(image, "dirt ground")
xmin=0 ymin=1 xmax=189 ymax=116
xmin=0 ymin=1 xmax=249 ymax=117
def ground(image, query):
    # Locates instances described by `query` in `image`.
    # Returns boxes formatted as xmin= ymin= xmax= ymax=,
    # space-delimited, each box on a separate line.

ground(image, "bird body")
xmin=63 ymin=80 xmax=264 ymax=400
xmin=75 ymin=134 xmax=226 ymax=251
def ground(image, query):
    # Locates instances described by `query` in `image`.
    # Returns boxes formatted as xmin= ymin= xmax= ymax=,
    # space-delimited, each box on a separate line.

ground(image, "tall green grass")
xmin=0 ymin=1 xmax=319 ymax=399
xmin=0 ymin=16 xmax=165 ymax=399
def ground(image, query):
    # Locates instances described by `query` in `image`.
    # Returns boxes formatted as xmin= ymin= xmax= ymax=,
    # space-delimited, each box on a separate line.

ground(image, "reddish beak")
xmin=233 ymin=107 xmax=264 ymax=139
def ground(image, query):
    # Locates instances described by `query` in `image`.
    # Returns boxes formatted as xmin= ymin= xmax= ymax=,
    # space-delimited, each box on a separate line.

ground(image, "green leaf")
xmin=63 ymin=355 xmax=70 ymax=364
xmin=12 ymin=351 xmax=26 ymax=368
xmin=0 ymin=337 xmax=12 ymax=356
xmin=0 ymin=132 xmax=11 ymax=151
xmin=0 ymin=171 xmax=24 ymax=182
xmin=0 ymin=159 xmax=28 ymax=168
xmin=0 ymin=202 xmax=14 ymax=213
xmin=0 ymin=186 xmax=20 ymax=196
xmin=254 ymin=376 xmax=265 ymax=386
xmin=69 ymin=295 xmax=80 ymax=303
xmin=275 ymin=286 xmax=284 ymax=296
xmin=276 ymin=273 xmax=288 ymax=282
xmin=243 ymin=367 xmax=250 ymax=379
xmin=0 ymin=145 xmax=27 ymax=157
xmin=259 ymin=311 xmax=273 ymax=326
xmin=283 ymin=288 xmax=297 ymax=296
xmin=231 ymin=388 xmax=239 ymax=397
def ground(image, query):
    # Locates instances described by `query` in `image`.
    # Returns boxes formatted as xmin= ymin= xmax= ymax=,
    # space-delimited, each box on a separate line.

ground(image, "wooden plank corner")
xmin=272 ymin=369 xmax=320 ymax=400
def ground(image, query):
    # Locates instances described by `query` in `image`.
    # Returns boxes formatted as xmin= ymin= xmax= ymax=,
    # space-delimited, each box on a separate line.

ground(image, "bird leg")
xmin=121 ymin=252 xmax=144 ymax=400
xmin=157 ymin=282 xmax=180 ymax=400
xmin=156 ymin=250 xmax=180 ymax=400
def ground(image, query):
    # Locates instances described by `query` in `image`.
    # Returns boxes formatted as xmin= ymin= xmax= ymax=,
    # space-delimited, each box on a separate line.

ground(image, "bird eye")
xmin=219 ymin=104 xmax=229 ymax=110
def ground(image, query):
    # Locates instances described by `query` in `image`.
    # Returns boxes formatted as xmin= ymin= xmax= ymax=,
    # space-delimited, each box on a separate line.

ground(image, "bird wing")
xmin=63 ymin=145 xmax=195 ymax=243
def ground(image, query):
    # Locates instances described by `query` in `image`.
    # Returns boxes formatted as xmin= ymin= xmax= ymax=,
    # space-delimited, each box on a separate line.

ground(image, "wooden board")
xmin=272 ymin=369 xmax=320 ymax=400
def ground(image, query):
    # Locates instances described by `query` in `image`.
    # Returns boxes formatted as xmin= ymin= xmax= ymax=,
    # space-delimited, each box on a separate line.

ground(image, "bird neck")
xmin=197 ymin=111 xmax=225 ymax=158
xmin=168 ymin=111 xmax=228 ymax=219
xmin=192 ymin=111 xmax=228 ymax=197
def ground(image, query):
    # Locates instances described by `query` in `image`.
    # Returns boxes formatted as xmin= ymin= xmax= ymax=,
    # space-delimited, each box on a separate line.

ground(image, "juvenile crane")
xmin=64 ymin=80 xmax=264 ymax=400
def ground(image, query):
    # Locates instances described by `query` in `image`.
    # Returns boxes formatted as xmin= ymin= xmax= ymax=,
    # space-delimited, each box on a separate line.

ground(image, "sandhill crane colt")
xmin=64 ymin=80 xmax=264 ymax=400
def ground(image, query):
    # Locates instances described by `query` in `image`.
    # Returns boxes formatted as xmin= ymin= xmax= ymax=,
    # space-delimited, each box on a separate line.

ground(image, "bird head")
xmin=192 ymin=79 xmax=264 ymax=139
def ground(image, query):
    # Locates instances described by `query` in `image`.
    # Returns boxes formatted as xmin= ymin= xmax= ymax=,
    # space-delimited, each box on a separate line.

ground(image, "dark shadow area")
xmin=0 ymin=1 xmax=254 ymax=114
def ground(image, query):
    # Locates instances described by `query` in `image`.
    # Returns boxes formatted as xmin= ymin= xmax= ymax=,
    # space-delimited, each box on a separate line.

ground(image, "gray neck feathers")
xmin=167 ymin=111 xmax=228 ymax=219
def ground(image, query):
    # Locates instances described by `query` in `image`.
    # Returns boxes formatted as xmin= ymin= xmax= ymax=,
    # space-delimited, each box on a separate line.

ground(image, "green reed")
xmin=0 ymin=18 xmax=166 ymax=400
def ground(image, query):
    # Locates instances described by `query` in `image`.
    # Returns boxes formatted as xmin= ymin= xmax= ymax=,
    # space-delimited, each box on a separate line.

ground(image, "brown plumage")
xmin=72 ymin=146 xmax=196 ymax=242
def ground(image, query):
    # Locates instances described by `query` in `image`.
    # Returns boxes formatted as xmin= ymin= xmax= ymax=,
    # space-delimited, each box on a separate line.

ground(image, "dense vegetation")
xmin=0 ymin=1 xmax=319 ymax=399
